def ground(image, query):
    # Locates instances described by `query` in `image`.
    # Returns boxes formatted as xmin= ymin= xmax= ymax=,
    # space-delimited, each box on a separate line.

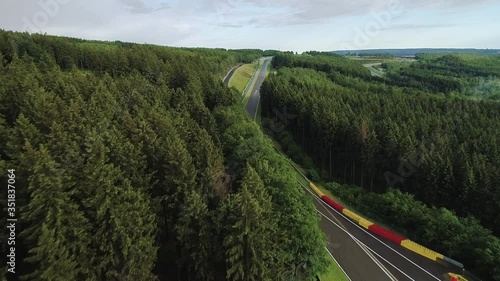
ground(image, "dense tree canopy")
xmin=0 ymin=30 xmax=326 ymax=281
xmin=262 ymin=52 xmax=500 ymax=280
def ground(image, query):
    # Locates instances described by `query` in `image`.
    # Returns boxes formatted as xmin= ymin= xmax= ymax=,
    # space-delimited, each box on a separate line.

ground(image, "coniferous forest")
xmin=0 ymin=30 xmax=328 ymax=281
xmin=261 ymin=52 xmax=500 ymax=280
xmin=2 ymin=28 xmax=500 ymax=281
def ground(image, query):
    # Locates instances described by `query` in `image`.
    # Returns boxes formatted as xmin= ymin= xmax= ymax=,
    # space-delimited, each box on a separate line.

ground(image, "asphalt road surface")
xmin=300 ymin=183 xmax=464 ymax=281
xmin=245 ymin=58 xmax=271 ymax=119
xmin=363 ymin=63 xmax=384 ymax=77
xmin=236 ymin=57 xmax=463 ymax=281
xmin=223 ymin=64 xmax=242 ymax=86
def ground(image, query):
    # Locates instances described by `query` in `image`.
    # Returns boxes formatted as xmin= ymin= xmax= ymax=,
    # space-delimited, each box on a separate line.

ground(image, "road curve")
xmin=301 ymin=183 xmax=464 ymax=281
xmin=245 ymin=58 xmax=272 ymax=119
xmin=223 ymin=64 xmax=243 ymax=86
xmin=240 ymin=57 xmax=462 ymax=281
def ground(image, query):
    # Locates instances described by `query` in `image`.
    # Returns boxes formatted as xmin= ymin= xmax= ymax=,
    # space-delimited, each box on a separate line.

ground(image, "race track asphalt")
xmin=239 ymin=57 xmax=464 ymax=281
xmin=223 ymin=64 xmax=242 ymax=86
xmin=302 ymin=184 xmax=464 ymax=281
xmin=245 ymin=58 xmax=271 ymax=120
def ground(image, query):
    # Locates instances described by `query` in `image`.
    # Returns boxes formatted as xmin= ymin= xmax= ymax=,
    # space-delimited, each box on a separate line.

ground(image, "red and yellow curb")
xmin=308 ymin=181 xmax=463 ymax=268
xmin=400 ymin=240 xmax=444 ymax=261
xmin=449 ymin=273 xmax=468 ymax=281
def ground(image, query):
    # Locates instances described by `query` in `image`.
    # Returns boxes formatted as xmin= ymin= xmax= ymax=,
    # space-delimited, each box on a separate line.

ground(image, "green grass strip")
xmin=228 ymin=63 xmax=257 ymax=93
xmin=318 ymin=253 xmax=351 ymax=281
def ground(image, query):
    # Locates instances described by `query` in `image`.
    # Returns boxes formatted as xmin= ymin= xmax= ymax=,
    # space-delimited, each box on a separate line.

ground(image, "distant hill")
xmin=332 ymin=48 xmax=500 ymax=57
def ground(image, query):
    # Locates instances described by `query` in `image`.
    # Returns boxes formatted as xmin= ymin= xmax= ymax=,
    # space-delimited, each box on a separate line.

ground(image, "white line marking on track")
xmin=316 ymin=193 xmax=398 ymax=281
xmin=318 ymin=208 xmax=413 ymax=281
xmin=300 ymin=183 xmax=441 ymax=281
xmin=352 ymin=231 xmax=399 ymax=281
xmin=324 ymin=247 xmax=353 ymax=281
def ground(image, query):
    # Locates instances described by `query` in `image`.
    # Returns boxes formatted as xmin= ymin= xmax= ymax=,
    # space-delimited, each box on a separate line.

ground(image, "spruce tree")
xmin=161 ymin=131 xmax=197 ymax=229
xmin=21 ymin=146 xmax=92 ymax=281
xmin=175 ymin=191 xmax=213 ymax=280
xmin=224 ymin=165 xmax=279 ymax=281
xmin=82 ymin=134 xmax=158 ymax=280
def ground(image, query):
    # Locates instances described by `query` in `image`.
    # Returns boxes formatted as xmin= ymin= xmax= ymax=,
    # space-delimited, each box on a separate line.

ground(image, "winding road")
xmin=364 ymin=63 xmax=384 ymax=77
xmin=230 ymin=57 xmax=464 ymax=281
xmin=223 ymin=64 xmax=243 ymax=86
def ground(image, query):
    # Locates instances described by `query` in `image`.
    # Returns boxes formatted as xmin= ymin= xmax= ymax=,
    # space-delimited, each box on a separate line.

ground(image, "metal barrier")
xmin=241 ymin=60 xmax=261 ymax=99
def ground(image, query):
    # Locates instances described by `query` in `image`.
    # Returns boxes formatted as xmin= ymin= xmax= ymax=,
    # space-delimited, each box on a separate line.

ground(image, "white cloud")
xmin=0 ymin=0 xmax=498 ymax=51
xmin=117 ymin=0 xmax=170 ymax=14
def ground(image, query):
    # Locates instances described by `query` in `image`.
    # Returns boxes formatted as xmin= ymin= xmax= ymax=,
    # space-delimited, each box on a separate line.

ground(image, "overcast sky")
xmin=1 ymin=0 xmax=499 ymax=52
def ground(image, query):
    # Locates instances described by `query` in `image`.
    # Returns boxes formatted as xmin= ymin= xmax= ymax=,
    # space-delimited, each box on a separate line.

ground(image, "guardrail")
xmin=241 ymin=60 xmax=261 ymax=100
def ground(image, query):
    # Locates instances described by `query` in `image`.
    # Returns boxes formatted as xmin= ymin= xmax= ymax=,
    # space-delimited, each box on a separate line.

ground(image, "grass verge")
xmin=319 ymin=257 xmax=350 ymax=281
xmin=229 ymin=63 xmax=257 ymax=93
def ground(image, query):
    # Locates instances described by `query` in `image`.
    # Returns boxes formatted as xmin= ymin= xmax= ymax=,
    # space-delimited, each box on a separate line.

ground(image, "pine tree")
xmin=161 ymin=131 xmax=197 ymax=229
xmin=179 ymin=119 xmax=226 ymax=200
xmin=175 ymin=191 xmax=213 ymax=280
xmin=21 ymin=145 xmax=92 ymax=281
xmin=81 ymin=134 xmax=158 ymax=280
xmin=224 ymin=165 xmax=279 ymax=281
xmin=6 ymin=114 xmax=44 ymax=160
xmin=361 ymin=129 xmax=380 ymax=191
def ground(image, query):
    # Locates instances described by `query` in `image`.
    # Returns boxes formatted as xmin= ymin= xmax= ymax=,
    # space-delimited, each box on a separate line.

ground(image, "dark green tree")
xmin=175 ymin=191 xmax=213 ymax=280
xmin=21 ymin=145 xmax=92 ymax=281
xmin=82 ymin=134 xmax=158 ymax=280
xmin=224 ymin=165 xmax=280 ymax=281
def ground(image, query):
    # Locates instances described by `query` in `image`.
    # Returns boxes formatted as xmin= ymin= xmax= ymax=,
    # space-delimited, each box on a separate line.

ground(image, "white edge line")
xmin=317 ymin=209 xmax=414 ymax=281
xmin=350 ymin=226 xmax=398 ymax=281
xmin=253 ymin=59 xmax=270 ymax=121
xmin=315 ymin=187 xmax=397 ymax=281
xmin=300 ymin=183 xmax=441 ymax=281
xmin=254 ymin=94 xmax=261 ymax=121
xmin=324 ymin=246 xmax=353 ymax=281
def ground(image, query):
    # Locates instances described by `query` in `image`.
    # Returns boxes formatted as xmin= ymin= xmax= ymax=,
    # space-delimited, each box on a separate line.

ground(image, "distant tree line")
xmin=383 ymin=53 xmax=500 ymax=99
